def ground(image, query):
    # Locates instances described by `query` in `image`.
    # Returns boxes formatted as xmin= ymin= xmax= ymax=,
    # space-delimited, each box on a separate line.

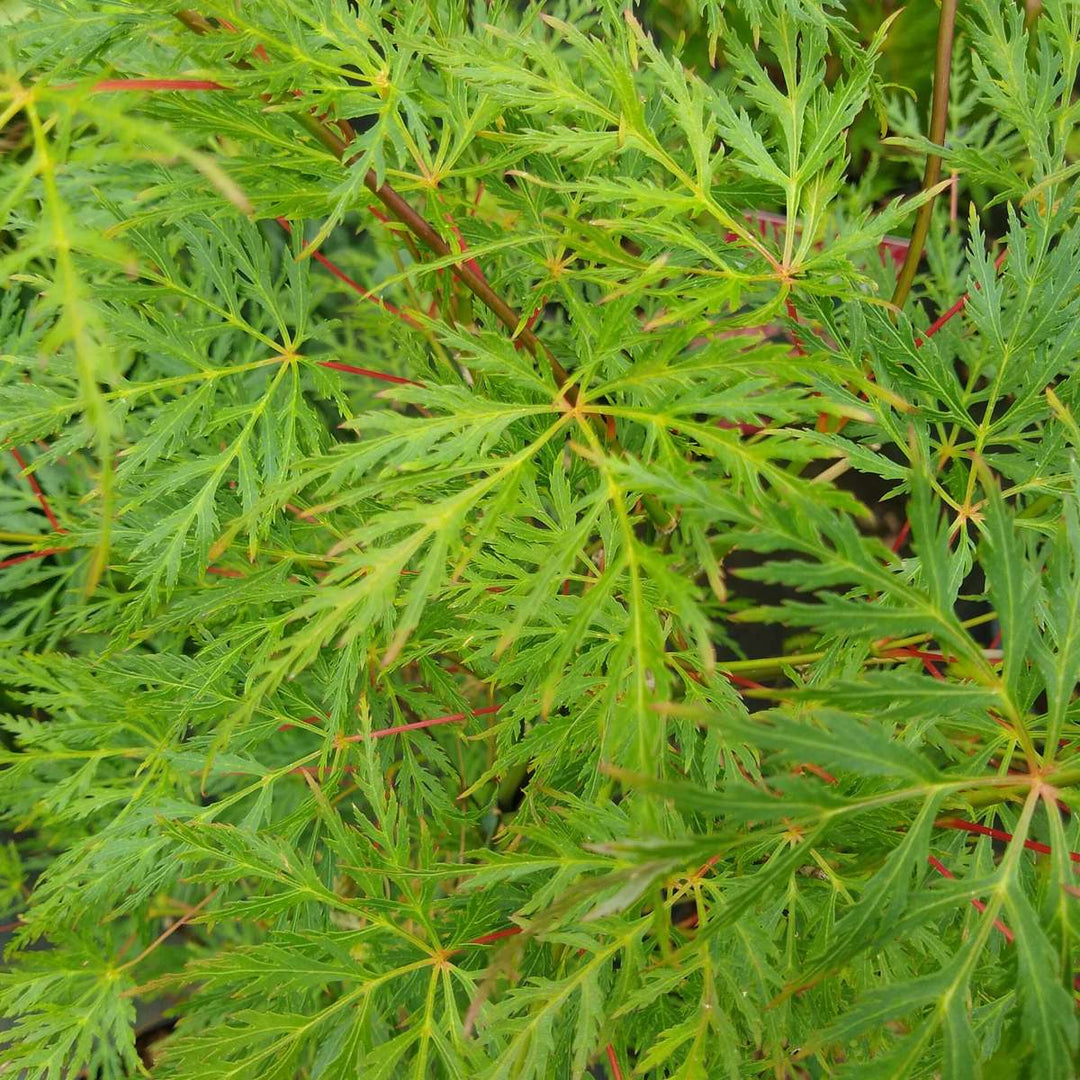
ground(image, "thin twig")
xmin=937 ymin=817 xmax=1080 ymax=863
xmin=467 ymin=925 xmax=522 ymax=946
xmin=275 ymin=217 xmax=421 ymax=331
xmin=289 ymin=113 xmax=571 ymax=385
xmin=891 ymin=0 xmax=958 ymax=312
xmin=0 ymin=547 xmax=67 ymax=570
xmin=82 ymin=78 xmax=226 ymax=92
xmin=178 ymin=13 xmax=566 ymax=382
xmin=118 ymin=888 xmax=219 ymax=974
xmin=926 ymin=855 xmax=1013 ymax=941
xmin=342 ymin=704 xmax=501 ymax=745
xmin=606 ymin=1043 xmax=625 ymax=1080
xmin=317 ymin=360 xmax=418 ymax=386
xmin=915 ymin=247 xmax=1009 ymax=345
xmin=288 ymin=705 xmax=503 ymax=777
xmin=10 ymin=447 xmax=64 ymax=532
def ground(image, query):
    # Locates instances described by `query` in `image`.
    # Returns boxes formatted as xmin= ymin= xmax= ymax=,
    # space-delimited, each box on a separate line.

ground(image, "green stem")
xmin=891 ymin=0 xmax=958 ymax=312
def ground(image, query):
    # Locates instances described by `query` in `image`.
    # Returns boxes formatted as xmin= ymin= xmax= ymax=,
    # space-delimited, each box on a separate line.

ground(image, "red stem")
xmin=468 ymin=925 xmax=522 ymax=946
xmin=82 ymin=78 xmax=227 ymax=92
xmin=9 ymin=448 xmax=64 ymax=532
xmin=289 ymin=706 xmax=502 ymax=776
xmin=926 ymin=855 xmax=1013 ymax=942
xmin=275 ymin=218 xmax=421 ymax=332
xmin=0 ymin=548 xmax=67 ymax=570
xmin=443 ymin=212 xmax=486 ymax=283
xmin=784 ymin=298 xmax=805 ymax=356
xmin=317 ymin=360 xmax=418 ymax=386
xmin=798 ymin=762 xmax=838 ymax=785
xmin=606 ymin=1043 xmax=624 ymax=1080
xmin=342 ymin=704 xmax=499 ymax=744
xmin=937 ymin=817 xmax=1080 ymax=863
xmin=890 ymin=520 xmax=911 ymax=553
xmin=725 ymin=673 xmax=768 ymax=691
xmin=891 ymin=0 xmax=958 ymax=311
xmin=915 ymin=249 xmax=1009 ymax=347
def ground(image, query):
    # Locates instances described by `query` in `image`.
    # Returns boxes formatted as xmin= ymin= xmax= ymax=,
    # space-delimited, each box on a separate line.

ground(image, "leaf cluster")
xmin=1 ymin=1 xmax=1079 ymax=1077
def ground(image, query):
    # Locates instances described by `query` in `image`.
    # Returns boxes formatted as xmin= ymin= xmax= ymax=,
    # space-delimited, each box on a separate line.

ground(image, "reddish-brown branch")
xmin=0 ymin=547 xmax=67 ymax=570
xmin=885 ymin=645 xmax=946 ymax=679
xmin=10 ymin=448 xmax=64 ymax=532
xmin=915 ymin=248 xmax=1009 ymax=347
xmin=206 ymin=565 xmax=244 ymax=579
xmin=937 ymin=817 xmax=1080 ymax=863
xmin=926 ymin=855 xmax=1013 ymax=942
xmin=515 ymin=295 xmax=547 ymax=352
xmin=275 ymin=218 xmax=422 ymax=331
xmin=118 ymin=888 xmax=219 ymax=971
xmin=784 ymin=298 xmax=805 ymax=356
xmin=890 ymin=520 xmax=911 ymax=553
xmin=289 ymin=705 xmax=502 ymax=776
xmin=725 ymin=673 xmax=767 ymax=691
xmin=605 ymin=1043 xmax=624 ymax=1080
xmin=317 ymin=360 xmax=419 ymax=386
xmin=342 ymin=704 xmax=500 ymax=744
xmin=468 ymin=925 xmax=522 ymax=946
xmin=797 ymin=762 xmax=839 ymax=785
xmin=443 ymin=212 xmax=486 ymax=283
xmin=85 ymin=78 xmax=226 ymax=92
xmin=891 ymin=0 xmax=958 ymax=311
xmin=174 ymin=11 xmax=571 ymax=389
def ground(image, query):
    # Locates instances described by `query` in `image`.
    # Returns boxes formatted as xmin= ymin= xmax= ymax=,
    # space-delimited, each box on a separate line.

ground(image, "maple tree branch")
xmin=118 ymin=888 xmax=219 ymax=973
xmin=937 ymin=816 xmax=1080 ymax=863
xmin=171 ymin=9 xmax=672 ymax=531
xmin=174 ymin=8 xmax=564 ymax=378
xmin=891 ymin=0 xmax=958 ymax=311
xmin=605 ymin=1043 xmax=625 ymax=1080
xmin=289 ymin=112 xmax=569 ymax=385
xmin=275 ymin=216 xmax=421 ymax=332
xmin=0 ymin=547 xmax=67 ymax=570
xmin=9 ymin=447 xmax=64 ymax=532
xmin=926 ymin=855 xmax=1013 ymax=941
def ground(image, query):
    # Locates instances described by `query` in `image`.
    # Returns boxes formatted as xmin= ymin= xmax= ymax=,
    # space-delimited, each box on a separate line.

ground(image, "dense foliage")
xmin=2 ymin=0 xmax=1079 ymax=1075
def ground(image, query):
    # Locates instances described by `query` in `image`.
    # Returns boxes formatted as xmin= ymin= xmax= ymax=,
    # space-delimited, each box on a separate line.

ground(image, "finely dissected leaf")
xmin=978 ymin=463 xmax=1037 ymax=707
xmin=1000 ymin=884 xmax=1079 ymax=1077
xmin=796 ymin=669 xmax=1001 ymax=720
xmin=1033 ymin=462 xmax=1080 ymax=752
xmin=714 ymin=707 xmax=940 ymax=783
